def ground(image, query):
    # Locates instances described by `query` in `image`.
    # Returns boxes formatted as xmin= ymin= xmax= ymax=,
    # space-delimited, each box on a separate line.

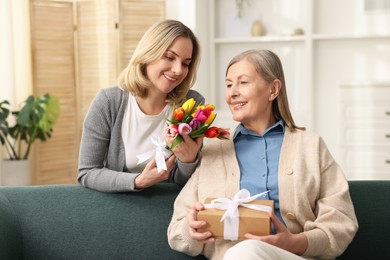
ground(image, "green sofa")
xmin=0 ymin=181 xmax=388 ymax=260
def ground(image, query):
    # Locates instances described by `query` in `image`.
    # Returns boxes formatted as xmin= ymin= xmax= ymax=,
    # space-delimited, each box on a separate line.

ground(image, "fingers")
xmin=189 ymin=229 xmax=214 ymax=243
xmin=188 ymin=202 xmax=204 ymax=222
xmin=165 ymin=154 xmax=176 ymax=169
xmin=135 ymin=158 xmax=170 ymax=189
xmin=181 ymin=134 xmax=201 ymax=148
xmin=269 ymin=210 xmax=287 ymax=233
xmin=144 ymin=157 xmax=157 ymax=171
xmin=172 ymin=135 xmax=202 ymax=163
xmin=244 ymin=232 xmax=278 ymax=248
xmin=182 ymin=135 xmax=203 ymax=148
xmin=164 ymin=129 xmax=174 ymax=147
xmin=148 ymin=156 xmax=174 ymax=176
xmin=194 ymin=202 xmax=205 ymax=211
xmin=195 ymin=136 xmax=204 ymax=148
xmin=188 ymin=203 xmax=215 ymax=243
xmin=244 ymin=233 xmax=262 ymax=240
xmin=244 ymin=211 xmax=285 ymax=242
xmin=181 ymin=133 xmax=192 ymax=143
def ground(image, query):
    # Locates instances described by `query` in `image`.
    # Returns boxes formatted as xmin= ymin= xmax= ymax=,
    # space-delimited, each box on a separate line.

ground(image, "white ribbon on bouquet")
xmin=203 ymin=189 xmax=271 ymax=241
xmin=136 ymin=135 xmax=173 ymax=174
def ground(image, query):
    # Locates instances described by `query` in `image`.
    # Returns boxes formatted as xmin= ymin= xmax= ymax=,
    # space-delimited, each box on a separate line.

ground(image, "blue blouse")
xmin=234 ymin=120 xmax=285 ymax=226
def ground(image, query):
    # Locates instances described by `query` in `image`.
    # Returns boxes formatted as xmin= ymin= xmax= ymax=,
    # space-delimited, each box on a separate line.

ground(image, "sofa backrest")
xmin=0 ymin=191 xmax=23 ymax=259
xmin=0 ymin=184 xmax=205 ymax=260
xmin=1 ymin=181 xmax=389 ymax=260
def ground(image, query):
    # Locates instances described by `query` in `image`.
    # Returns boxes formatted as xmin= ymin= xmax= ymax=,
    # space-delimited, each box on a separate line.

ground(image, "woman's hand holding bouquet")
xmin=165 ymin=98 xmax=230 ymax=160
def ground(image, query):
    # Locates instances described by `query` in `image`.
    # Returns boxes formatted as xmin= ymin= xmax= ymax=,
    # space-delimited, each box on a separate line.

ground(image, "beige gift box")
xmin=197 ymin=198 xmax=274 ymax=240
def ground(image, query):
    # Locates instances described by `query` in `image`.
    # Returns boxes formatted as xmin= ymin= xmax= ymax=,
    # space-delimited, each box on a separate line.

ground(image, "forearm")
xmin=301 ymin=164 xmax=358 ymax=258
xmin=78 ymin=167 xmax=139 ymax=192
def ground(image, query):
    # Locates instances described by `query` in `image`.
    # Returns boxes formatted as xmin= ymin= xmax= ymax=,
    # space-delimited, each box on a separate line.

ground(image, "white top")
xmin=121 ymin=95 xmax=173 ymax=172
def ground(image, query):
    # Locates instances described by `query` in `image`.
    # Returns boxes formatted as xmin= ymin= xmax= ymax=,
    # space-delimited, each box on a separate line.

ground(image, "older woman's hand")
xmin=188 ymin=202 xmax=215 ymax=244
xmin=244 ymin=210 xmax=308 ymax=255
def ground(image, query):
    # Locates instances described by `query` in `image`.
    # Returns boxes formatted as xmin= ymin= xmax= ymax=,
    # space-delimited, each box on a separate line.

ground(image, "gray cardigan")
xmin=77 ymin=86 xmax=205 ymax=192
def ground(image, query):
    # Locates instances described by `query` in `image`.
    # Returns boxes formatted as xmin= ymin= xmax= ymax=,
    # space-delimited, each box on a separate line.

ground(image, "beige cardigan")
xmin=167 ymin=127 xmax=358 ymax=260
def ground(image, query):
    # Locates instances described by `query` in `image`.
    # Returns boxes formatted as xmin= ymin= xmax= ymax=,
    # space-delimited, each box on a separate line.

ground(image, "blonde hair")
xmin=226 ymin=49 xmax=304 ymax=130
xmin=117 ymin=19 xmax=200 ymax=105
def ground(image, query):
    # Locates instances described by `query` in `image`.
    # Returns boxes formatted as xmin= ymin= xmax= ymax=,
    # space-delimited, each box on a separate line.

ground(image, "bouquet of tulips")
xmin=166 ymin=98 xmax=230 ymax=150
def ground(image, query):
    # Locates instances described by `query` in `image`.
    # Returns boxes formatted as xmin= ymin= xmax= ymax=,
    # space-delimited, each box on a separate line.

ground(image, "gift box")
xmin=197 ymin=197 xmax=274 ymax=240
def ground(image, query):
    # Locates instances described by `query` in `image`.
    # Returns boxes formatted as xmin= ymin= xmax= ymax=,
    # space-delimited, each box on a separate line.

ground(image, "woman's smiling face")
xmin=224 ymin=58 xmax=275 ymax=130
xmin=145 ymin=36 xmax=193 ymax=95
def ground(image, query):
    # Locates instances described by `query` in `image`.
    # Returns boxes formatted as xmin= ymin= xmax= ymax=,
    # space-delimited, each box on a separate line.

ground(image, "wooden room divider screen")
xmin=30 ymin=0 xmax=165 ymax=184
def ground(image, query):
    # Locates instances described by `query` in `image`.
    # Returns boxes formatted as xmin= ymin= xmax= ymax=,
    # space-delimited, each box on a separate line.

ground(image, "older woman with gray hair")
xmin=167 ymin=49 xmax=358 ymax=260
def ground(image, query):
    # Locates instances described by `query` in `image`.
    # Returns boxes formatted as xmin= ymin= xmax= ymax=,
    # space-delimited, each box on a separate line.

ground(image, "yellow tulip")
xmin=205 ymin=111 xmax=216 ymax=125
xmin=181 ymin=98 xmax=196 ymax=113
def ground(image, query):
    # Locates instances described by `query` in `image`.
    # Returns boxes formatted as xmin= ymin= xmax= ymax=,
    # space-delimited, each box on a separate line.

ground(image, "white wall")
xmin=313 ymin=0 xmax=390 ymax=178
xmin=0 ymin=0 xmax=32 ymax=183
xmin=0 ymin=0 xmax=32 ymax=107
xmin=166 ymin=0 xmax=210 ymax=103
xmin=0 ymin=0 xmax=15 ymax=104
xmin=0 ymin=0 xmax=16 ymax=175
xmin=176 ymin=0 xmax=390 ymax=180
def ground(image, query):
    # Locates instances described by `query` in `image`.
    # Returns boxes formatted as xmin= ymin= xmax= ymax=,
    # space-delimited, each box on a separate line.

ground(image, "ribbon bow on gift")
xmin=136 ymin=135 xmax=173 ymax=174
xmin=204 ymin=189 xmax=272 ymax=241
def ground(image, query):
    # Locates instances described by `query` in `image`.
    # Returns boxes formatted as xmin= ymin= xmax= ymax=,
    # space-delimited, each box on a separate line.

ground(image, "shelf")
xmin=339 ymin=81 xmax=390 ymax=87
xmin=214 ymin=35 xmax=306 ymax=44
xmin=214 ymin=34 xmax=390 ymax=44
xmin=313 ymin=34 xmax=390 ymax=41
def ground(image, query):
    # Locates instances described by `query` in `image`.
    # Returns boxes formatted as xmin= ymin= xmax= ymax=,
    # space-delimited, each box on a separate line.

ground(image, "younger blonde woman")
xmin=78 ymin=20 xmax=204 ymax=192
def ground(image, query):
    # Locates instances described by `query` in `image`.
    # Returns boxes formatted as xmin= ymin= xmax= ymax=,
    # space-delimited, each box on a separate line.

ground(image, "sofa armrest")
xmin=337 ymin=180 xmax=390 ymax=259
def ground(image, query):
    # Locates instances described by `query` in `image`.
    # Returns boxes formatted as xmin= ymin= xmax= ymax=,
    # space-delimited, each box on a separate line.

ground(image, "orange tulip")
xmin=173 ymin=107 xmax=185 ymax=121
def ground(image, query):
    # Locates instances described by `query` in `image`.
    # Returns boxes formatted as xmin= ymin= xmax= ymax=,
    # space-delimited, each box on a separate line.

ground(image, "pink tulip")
xmin=178 ymin=123 xmax=192 ymax=135
xmin=166 ymin=124 xmax=179 ymax=138
xmin=194 ymin=107 xmax=213 ymax=124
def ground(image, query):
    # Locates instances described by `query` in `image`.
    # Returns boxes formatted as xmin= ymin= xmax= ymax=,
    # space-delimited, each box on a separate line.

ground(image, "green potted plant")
xmin=0 ymin=93 xmax=60 ymax=185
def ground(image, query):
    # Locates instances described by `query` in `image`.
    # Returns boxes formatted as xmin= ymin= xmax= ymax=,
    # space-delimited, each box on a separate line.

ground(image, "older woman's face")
xmin=224 ymin=59 xmax=274 ymax=128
